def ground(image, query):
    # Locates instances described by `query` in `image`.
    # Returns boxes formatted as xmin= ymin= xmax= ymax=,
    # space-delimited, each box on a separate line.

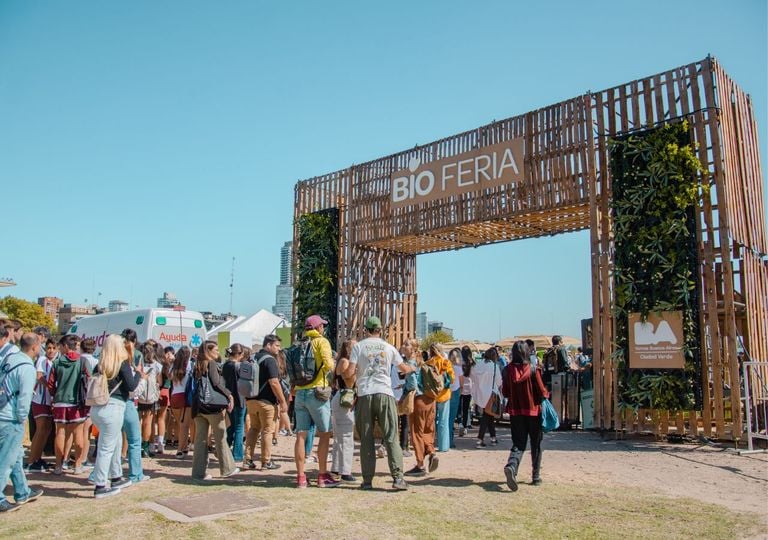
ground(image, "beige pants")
xmin=192 ymin=412 xmax=236 ymax=479
xmin=245 ymin=399 xmax=277 ymax=464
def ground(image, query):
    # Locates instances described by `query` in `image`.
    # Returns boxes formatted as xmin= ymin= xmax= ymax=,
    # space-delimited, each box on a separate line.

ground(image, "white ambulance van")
xmin=67 ymin=308 xmax=207 ymax=353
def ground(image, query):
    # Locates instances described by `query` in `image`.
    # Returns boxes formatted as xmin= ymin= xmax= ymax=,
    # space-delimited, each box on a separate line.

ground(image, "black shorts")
xmin=137 ymin=402 xmax=158 ymax=413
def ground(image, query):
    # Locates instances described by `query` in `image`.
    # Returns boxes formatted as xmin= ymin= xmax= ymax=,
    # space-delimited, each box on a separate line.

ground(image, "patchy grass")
xmin=0 ymin=471 xmax=760 ymax=539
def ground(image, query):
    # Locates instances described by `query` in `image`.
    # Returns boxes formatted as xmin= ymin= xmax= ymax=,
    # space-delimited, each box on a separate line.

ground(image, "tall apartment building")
xmin=38 ymin=296 xmax=64 ymax=324
xmin=157 ymin=292 xmax=181 ymax=309
xmin=416 ymin=312 xmax=428 ymax=340
xmin=272 ymin=241 xmax=294 ymax=318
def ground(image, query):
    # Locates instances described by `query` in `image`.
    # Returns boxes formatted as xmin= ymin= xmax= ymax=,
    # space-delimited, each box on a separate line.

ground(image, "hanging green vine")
xmin=294 ymin=208 xmax=339 ymax=349
xmin=610 ymin=121 xmax=708 ymax=412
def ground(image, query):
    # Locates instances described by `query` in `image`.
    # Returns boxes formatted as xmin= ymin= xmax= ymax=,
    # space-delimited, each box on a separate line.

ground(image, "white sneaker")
xmin=223 ymin=467 xmax=240 ymax=478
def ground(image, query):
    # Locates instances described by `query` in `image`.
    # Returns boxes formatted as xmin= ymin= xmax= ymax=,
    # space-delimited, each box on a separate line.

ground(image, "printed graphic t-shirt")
xmin=350 ymin=337 xmax=402 ymax=398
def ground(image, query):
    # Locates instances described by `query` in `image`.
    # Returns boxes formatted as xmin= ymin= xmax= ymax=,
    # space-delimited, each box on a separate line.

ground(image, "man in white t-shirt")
xmin=350 ymin=316 xmax=416 ymax=491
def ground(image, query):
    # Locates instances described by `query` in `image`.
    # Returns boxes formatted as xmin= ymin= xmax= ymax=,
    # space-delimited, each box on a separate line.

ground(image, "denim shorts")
xmin=294 ymin=388 xmax=332 ymax=433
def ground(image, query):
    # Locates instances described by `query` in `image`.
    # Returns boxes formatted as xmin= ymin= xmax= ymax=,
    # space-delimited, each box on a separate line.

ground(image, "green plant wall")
xmin=294 ymin=208 xmax=339 ymax=350
xmin=610 ymin=121 xmax=707 ymax=412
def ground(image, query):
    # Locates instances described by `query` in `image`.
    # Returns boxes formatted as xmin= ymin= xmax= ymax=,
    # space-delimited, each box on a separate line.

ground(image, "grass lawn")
xmin=0 ymin=468 xmax=761 ymax=539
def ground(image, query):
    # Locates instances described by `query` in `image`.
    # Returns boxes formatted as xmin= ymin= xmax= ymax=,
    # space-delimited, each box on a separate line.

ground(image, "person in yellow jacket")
xmin=429 ymin=344 xmax=455 ymax=452
xmin=293 ymin=315 xmax=338 ymax=488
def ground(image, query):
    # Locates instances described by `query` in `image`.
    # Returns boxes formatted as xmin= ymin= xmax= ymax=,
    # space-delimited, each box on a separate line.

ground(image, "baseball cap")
xmin=365 ymin=316 xmax=382 ymax=330
xmin=304 ymin=314 xmax=329 ymax=330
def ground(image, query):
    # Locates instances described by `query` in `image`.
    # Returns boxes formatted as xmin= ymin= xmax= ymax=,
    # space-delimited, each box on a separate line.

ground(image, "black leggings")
xmin=459 ymin=394 xmax=472 ymax=427
xmin=478 ymin=411 xmax=496 ymax=440
xmin=398 ymin=414 xmax=409 ymax=450
xmin=507 ymin=415 xmax=543 ymax=477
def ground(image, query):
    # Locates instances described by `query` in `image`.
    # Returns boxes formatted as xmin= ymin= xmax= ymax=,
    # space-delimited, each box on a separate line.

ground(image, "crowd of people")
xmin=0 ymin=314 xmax=582 ymax=512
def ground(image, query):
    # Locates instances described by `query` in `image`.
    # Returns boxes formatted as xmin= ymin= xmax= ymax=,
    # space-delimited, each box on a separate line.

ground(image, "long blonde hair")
xmin=99 ymin=335 xmax=130 ymax=390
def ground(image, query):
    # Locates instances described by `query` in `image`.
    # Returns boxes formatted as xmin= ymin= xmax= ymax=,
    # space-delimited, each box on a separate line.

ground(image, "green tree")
xmin=0 ymin=296 xmax=55 ymax=331
xmin=420 ymin=330 xmax=453 ymax=351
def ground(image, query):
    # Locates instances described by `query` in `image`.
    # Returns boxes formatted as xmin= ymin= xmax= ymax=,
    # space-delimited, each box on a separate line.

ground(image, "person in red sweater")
xmin=501 ymin=340 xmax=549 ymax=491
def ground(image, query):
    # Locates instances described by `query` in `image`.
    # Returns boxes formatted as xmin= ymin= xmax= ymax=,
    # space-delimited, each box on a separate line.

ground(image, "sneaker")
xmin=52 ymin=466 xmax=64 ymax=475
xmin=272 ymin=438 xmax=278 ymax=446
xmin=278 ymin=429 xmax=289 ymax=436
xmin=110 ymin=477 xmax=132 ymax=489
xmin=459 ymin=426 xmax=466 ymax=437
xmin=428 ymin=453 xmax=439 ymax=473
xmin=223 ymin=467 xmax=240 ymax=478
xmin=531 ymin=477 xmax=542 ymax=486
xmin=392 ymin=477 xmax=408 ymax=491
xmin=25 ymin=460 xmax=48 ymax=472
xmin=359 ymin=481 xmax=373 ymax=490
xmin=245 ymin=460 xmax=257 ymax=470
xmin=340 ymin=474 xmax=356 ymax=483
xmin=175 ymin=451 xmax=184 ymax=458
xmin=94 ymin=486 xmax=122 ymax=499
xmin=73 ymin=466 xmax=89 ymax=475
xmin=404 ymin=466 xmax=426 ymax=477
xmin=307 ymin=455 xmax=318 ymax=463
xmin=296 ymin=474 xmax=308 ymax=489
xmin=504 ymin=466 xmax=518 ymax=492
xmin=317 ymin=473 xmax=340 ymax=488
xmin=0 ymin=500 xmax=20 ymax=513
xmin=475 ymin=440 xmax=486 ymax=448
xmin=262 ymin=461 xmax=281 ymax=471
xmin=489 ymin=438 xmax=498 ymax=446
xmin=402 ymin=450 xmax=412 ymax=457
xmin=15 ymin=488 xmax=44 ymax=504
xmin=376 ymin=446 xmax=386 ymax=459
xmin=156 ymin=443 xmax=165 ymax=455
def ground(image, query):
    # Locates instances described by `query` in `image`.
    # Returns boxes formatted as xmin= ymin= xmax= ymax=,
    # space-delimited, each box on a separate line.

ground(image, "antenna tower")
xmin=229 ymin=256 xmax=235 ymax=315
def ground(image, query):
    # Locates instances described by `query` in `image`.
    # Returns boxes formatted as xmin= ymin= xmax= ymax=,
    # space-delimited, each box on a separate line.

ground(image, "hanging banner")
xmin=628 ymin=311 xmax=685 ymax=369
xmin=390 ymin=138 xmax=525 ymax=208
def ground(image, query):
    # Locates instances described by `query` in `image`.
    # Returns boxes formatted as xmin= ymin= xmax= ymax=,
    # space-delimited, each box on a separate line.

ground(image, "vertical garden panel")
xmin=610 ymin=122 xmax=704 ymax=412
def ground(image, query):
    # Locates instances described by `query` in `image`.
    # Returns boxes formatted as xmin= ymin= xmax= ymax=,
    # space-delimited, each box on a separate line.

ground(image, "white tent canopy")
xmin=207 ymin=309 xmax=289 ymax=349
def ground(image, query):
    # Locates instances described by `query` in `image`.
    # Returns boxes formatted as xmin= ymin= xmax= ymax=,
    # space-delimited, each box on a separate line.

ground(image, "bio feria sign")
xmin=390 ymin=138 xmax=525 ymax=208
xmin=628 ymin=311 xmax=685 ymax=369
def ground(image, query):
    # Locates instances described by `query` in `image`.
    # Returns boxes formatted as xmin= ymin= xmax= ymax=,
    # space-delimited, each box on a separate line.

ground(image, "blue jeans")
xmin=89 ymin=398 xmax=126 ymax=486
xmin=226 ymin=405 xmax=246 ymax=462
xmin=435 ymin=399 xmax=451 ymax=452
xmin=448 ymin=390 xmax=460 ymax=448
xmin=122 ymin=400 xmax=144 ymax=482
xmin=294 ymin=388 xmax=331 ymax=433
xmin=0 ymin=421 xmax=30 ymax=503
xmin=305 ymin=422 xmax=316 ymax=455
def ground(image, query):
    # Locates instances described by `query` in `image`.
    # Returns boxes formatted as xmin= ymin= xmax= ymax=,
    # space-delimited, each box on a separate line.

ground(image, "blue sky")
xmin=1 ymin=1 xmax=766 ymax=342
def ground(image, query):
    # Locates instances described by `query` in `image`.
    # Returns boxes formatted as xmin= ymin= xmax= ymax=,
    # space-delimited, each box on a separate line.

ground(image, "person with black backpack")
xmin=288 ymin=315 xmax=338 ymax=488
xmin=242 ymin=335 xmax=287 ymax=471
xmin=542 ymin=335 xmax=569 ymax=391
xmin=190 ymin=341 xmax=239 ymax=480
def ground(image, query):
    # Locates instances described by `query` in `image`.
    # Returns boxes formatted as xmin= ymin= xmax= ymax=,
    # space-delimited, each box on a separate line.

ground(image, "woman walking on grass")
xmin=501 ymin=340 xmax=549 ymax=491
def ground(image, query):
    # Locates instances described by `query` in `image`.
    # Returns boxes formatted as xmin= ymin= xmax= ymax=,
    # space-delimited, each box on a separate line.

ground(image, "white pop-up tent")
xmin=208 ymin=309 xmax=289 ymax=349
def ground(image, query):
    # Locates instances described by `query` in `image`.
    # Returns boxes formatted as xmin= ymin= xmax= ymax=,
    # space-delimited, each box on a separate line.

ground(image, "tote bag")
xmin=541 ymin=398 xmax=560 ymax=432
